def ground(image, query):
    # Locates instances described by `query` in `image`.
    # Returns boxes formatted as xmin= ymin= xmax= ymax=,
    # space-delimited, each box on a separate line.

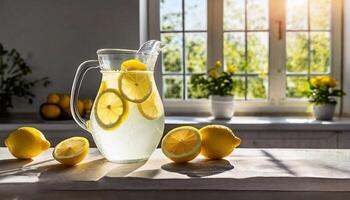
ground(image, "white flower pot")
xmin=210 ymin=95 xmax=234 ymax=119
xmin=313 ymin=103 xmax=336 ymax=121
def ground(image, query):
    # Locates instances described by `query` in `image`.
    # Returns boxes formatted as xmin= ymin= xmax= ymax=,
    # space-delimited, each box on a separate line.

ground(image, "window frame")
xmin=148 ymin=0 xmax=343 ymax=115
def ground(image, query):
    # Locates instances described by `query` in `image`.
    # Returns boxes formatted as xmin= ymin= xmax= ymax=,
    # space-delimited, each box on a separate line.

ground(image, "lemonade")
xmin=71 ymin=41 xmax=165 ymax=163
xmin=89 ymin=70 xmax=164 ymax=163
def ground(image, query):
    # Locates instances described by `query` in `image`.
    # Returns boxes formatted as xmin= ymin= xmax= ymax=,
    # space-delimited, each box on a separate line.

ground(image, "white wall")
xmin=0 ymin=0 xmax=140 ymax=112
xmin=344 ymin=0 xmax=350 ymax=115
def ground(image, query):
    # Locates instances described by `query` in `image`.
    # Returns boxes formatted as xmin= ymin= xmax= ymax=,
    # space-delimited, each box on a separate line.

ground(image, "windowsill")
xmin=0 ymin=114 xmax=350 ymax=131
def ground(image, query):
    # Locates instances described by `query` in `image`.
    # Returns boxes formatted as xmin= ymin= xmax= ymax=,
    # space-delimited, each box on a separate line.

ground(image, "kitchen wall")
xmin=344 ymin=1 xmax=350 ymax=116
xmin=0 ymin=0 xmax=141 ymax=112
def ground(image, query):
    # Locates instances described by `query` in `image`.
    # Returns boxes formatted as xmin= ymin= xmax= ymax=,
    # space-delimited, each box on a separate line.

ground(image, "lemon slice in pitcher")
xmin=118 ymin=71 xmax=152 ymax=103
xmin=121 ymin=59 xmax=147 ymax=71
xmin=137 ymin=92 xmax=163 ymax=120
xmin=94 ymin=89 xmax=128 ymax=130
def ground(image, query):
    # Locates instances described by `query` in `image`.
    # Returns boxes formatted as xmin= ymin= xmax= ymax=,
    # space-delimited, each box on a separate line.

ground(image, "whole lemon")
xmin=58 ymin=95 xmax=70 ymax=109
xmin=5 ymin=127 xmax=51 ymax=159
xmin=200 ymin=125 xmax=241 ymax=159
xmin=47 ymin=93 xmax=61 ymax=104
xmin=40 ymin=103 xmax=62 ymax=120
xmin=77 ymin=99 xmax=85 ymax=116
xmin=83 ymin=99 xmax=93 ymax=111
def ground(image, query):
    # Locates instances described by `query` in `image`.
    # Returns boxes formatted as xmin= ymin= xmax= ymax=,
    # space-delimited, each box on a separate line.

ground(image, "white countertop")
xmin=1 ymin=147 xmax=350 ymax=199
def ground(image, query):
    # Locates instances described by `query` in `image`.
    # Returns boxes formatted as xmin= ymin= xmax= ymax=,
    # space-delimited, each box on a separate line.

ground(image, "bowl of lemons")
xmin=40 ymin=93 xmax=93 ymax=120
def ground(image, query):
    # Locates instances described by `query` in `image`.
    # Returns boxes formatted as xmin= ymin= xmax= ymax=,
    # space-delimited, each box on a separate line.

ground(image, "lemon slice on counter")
xmin=121 ymin=59 xmax=147 ymax=71
xmin=53 ymin=137 xmax=89 ymax=166
xmin=94 ymin=89 xmax=128 ymax=130
xmin=161 ymin=126 xmax=201 ymax=163
xmin=118 ymin=71 xmax=152 ymax=103
xmin=137 ymin=92 xmax=163 ymax=120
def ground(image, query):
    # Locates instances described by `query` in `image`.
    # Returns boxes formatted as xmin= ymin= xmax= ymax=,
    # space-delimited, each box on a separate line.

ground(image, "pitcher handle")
xmin=70 ymin=60 xmax=99 ymax=130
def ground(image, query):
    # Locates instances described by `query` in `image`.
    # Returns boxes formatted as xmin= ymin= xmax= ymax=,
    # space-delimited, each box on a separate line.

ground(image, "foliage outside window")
xmin=159 ymin=0 xmax=336 ymax=104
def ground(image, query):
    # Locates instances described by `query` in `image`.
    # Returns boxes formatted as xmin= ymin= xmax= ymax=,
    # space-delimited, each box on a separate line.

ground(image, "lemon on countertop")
xmin=58 ymin=95 xmax=70 ymax=109
xmin=200 ymin=125 xmax=241 ymax=159
xmin=53 ymin=137 xmax=89 ymax=166
xmin=47 ymin=93 xmax=61 ymax=104
xmin=161 ymin=126 xmax=201 ymax=163
xmin=5 ymin=127 xmax=51 ymax=159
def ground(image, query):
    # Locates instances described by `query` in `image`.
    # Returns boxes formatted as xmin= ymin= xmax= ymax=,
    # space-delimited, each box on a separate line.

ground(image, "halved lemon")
xmin=53 ymin=137 xmax=89 ymax=166
xmin=94 ymin=89 xmax=128 ymax=130
xmin=137 ymin=92 xmax=163 ymax=120
xmin=121 ymin=59 xmax=147 ymax=71
xmin=118 ymin=71 xmax=152 ymax=103
xmin=161 ymin=126 xmax=201 ymax=163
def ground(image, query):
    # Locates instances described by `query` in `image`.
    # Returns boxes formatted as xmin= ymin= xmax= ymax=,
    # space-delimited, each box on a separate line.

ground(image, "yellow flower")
xmin=311 ymin=76 xmax=338 ymax=88
xmin=320 ymin=76 xmax=338 ymax=87
xmin=310 ymin=76 xmax=322 ymax=87
xmin=214 ymin=61 xmax=222 ymax=69
xmin=227 ymin=65 xmax=237 ymax=74
xmin=208 ymin=68 xmax=220 ymax=78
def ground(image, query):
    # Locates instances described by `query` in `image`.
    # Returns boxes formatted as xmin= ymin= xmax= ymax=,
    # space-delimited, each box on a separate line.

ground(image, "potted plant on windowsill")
xmin=191 ymin=61 xmax=237 ymax=119
xmin=0 ymin=43 xmax=50 ymax=115
xmin=308 ymin=75 xmax=345 ymax=121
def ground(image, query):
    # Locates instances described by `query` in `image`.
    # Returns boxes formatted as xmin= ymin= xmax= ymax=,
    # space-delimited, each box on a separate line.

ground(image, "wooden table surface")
xmin=1 ymin=148 xmax=350 ymax=199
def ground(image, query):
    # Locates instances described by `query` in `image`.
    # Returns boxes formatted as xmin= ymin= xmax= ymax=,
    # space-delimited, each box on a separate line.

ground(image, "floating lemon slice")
xmin=161 ymin=126 xmax=201 ymax=163
xmin=121 ymin=59 xmax=147 ymax=71
xmin=98 ymin=80 xmax=108 ymax=93
xmin=94 ymin=89 xmax=128 ymax=130
xmin=118 ymin=71 xmax=152 ymax=103
xmin=137 ymin=92 xmax=163 ymax=120
xmin=53 ymin=137 xmax=89 ymax=166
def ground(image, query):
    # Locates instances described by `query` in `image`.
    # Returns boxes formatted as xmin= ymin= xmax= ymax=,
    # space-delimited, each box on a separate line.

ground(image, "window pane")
xmin=232 ymin=76 xmax=246 ymax=100
xmin=185 ymin=33 xmax=207 ymax=73
xmin=163 ymin=76 xmax=183 ymax=99
xmin=247 ymin=32 xmax=268 ymax=73
xmin=224 ymin=0 xmax=245 ymax=30
xmin=187 ymin=76 xmax=207 ymax=99
xmin=161 ymin=33 xmax=183 ymax=73
xmin=247 ymin=76 xmax=268 ymax=99
xmin=286 ymin=0 xmax=308 ymax=30
xmin=247 ymin=0 xmax=268 ymax=30
xmin=185 ymin=0 xmax=206 ymax=30
xmin=286 ymin=32 xmax=308 ymax=73
xmin=224 ymin=32 xmax=245 ymax=73
xmin=160 ymin=0 xmax=182 ymax=31
xmin=286 ymin=76 xmax=309 ymax=98
xmin=310 ymin=32 xmax=330 ymax=73
xmin=310 ymin=0 xmax=331 ymax=30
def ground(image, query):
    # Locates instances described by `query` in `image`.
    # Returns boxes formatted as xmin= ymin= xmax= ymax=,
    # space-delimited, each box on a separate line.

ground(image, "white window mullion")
xmin=207 ymin=0 xmax=223 ymax=70
xmin=268 ymin=0 xmax=286 ymax=105
xmin=148 ymin=0 xmax=162 ymax=98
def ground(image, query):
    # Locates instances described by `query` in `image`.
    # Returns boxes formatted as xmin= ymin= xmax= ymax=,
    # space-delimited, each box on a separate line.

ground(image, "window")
xmin=160 ymin=0 xmax=207 ymax=100
xmin=286 ymin=0 xmax=332 ymax=99
xmin=149 ymin=0 xmax=342 ymax=113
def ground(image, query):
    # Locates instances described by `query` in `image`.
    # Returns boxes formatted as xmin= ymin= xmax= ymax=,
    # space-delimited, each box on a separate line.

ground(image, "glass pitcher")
xmin=70 ymin=40 xmax=165 ymax=163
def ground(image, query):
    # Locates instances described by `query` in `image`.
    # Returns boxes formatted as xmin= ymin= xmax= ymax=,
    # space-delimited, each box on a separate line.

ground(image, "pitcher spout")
xmin=137 ymin=40 xmax=165 ymax=56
